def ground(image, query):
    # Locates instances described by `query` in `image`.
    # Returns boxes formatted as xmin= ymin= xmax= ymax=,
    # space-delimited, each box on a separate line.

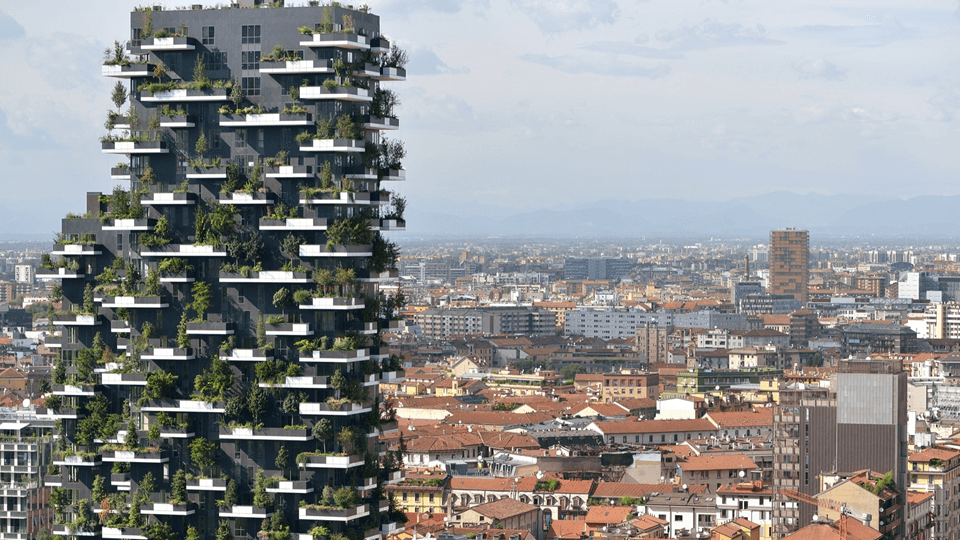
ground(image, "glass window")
xmin=208 ymin=51 xmax=227 ymax=71
xmin=202 ymin=26 xmax=215 ymax=45
xmin=210 ymin=130 xmax=221 ymax=149
xmin=235 ymin=129 xmax=247 ymax=148
xmin=242 ymin=50 xmax=260 ymax=70
xmin=242 ymin=77 xmax=261 ymax=96
xmin=242 ymin=25 xmax=261 ymax=44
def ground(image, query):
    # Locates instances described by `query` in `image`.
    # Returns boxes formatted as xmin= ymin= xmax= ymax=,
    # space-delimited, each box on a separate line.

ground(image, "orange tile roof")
xmin=909 ymin=445 xmax=960 ymax=463
xmin=705 ymin=409 xmax=773 ymax=428
xmin=679 ymin=454 xmax=758 ymax=472
xmin=465 ymin=497 xmax=538 ymax=520
xmin=585 ymin=505 xmax=633 ymax=525
xmin=592 ymin=418 xmax=716 ymax=435
xmin=548 ymin=519 xmax=589 ymax=539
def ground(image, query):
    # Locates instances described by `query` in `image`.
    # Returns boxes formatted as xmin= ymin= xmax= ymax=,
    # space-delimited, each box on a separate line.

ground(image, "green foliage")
xmin=111 ymin=81 xmax=128 ymax=110
xmin=222 ymin=162 xmax=243 ymax=193
xmin=144 ymin=522 xmax=177 ymax=540
xmin=370 ymin=233 xmax=400 ymax=273
xmin=335 ymin=114 xmax=357 ymax=139
xmin=177 ymin=312 xmax=190 ymax=349
xmin=171 ymin=469 xmax=188 ymax=504
xmin=190 ymin=437 xmax=217 ymax=476
xmin=216 ymin=520 xmax=233 ymax=540
xmin=313 ymin=418 xmax=333 ymax=453
xmin=82 ymin=283 xmax=95 ymax=314
xmin=186 ymin=526 xmax=201 ymax=540
xmin=140 ymin=215 xmax=172 ymax=248
xmin=145 ymin=268 xmax=161 ymax=295
xmin=189 ymin=281 xmax=213 ymax=321
xmin=230 ymin=78 xmax=243 ymax=107
xmin=195 ymin=132 xmax=209 ymax=156
xmin=319 ymin=7 xmax=334 ymax=33
xmin=193 ymin=355 xmax=233 ymax=402
xmin=248 ymin=386 xmax=268 ymax=426
xmin=282 ymin=233 xmax=304 ymax=257
xmin=143 ymin=369 xmax=178 ymax=401
xmin=243 ymin=161 xmax=263 ymax=193
xmin=253 ymin=469 xmax=273 ymax=508
xmin=325 ymin=213 xmax=374 ymax=250
xmin=332 ymin=487 xmax=359 ymax=509
xmin=224 ymin=479 xmax=238 ymax=507
xmin=92 ymin=474 xmax=107 ymax=503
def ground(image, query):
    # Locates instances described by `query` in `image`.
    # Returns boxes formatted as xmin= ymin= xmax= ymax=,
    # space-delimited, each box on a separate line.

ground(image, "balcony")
xmin=36 ymin=268 xmax=84 ymax=279
xmin=380 ymin=218 xmax=406 ymax=231
xmin=36 ymin=407 xmax=78 ymax=420
xmin=357 ymin=476 xmax=377 ymax=492
xmin=380 ymin=168 xmax=406 ymax=181
xmin=159 ymin=426 xmax=195 ymax=439
xmin=349 ymin=321 xmax=378 ymax=335
xmin=381 ymin=370 xmax=406 ymax=385
xmin=259 ymin=59 xmax=334 ymax=74
xmin=52 ymin=384 xmax=95 ymax=396
xmin=300 ymin=191 xmax=364 ymax=205
xmin=299 ymin=138 xmax=365 ymax=152
xmin=141 ymin=399 xmax=226 ymax=413
xmin=140 ymin=502 xmax=195 ymax=516
xmin=44 ymin=337 xmax=62 ymax=348
xmin=141 ymin=88 xmax=229 ymax=102
xmin=111 ymin=473 xmax=131 ymax=490
xmin=305 ymin=348 xmax=370 ymax=363
xmin=343 ymin=167 xmax=378 ymax=180
xmin=54 ymin=454 xmax=101 ymax=467
xmin=140 ymin=192 xmax=195 ymax=205
xmin=44 ymin=475 xmax=64 ymax=487
xmin=299 ymin=504 xmax=370 ymax=522
xmin=53 ymin=314 xmax=98 ymax=326
xmin=101 ymin=450 xmax=169 ymax=463
xmin=53 ymin=525 xmax=98 ymax=537
xmin=219 ymin=426 xmax=310 ymax=441
xmin=376 ymin=67 xmax=406 ymax=81
xmin=358 ymin=269 xmax=399 ymax=282
xmin=185 ymin=166 xmax=227 ymax=179
xmin=382 ymin=319 xmax=406 ymax=332
xmin=102 ymin=218 xmax=154 ymax=231
xmin=259 ymin=376 xmax=331 ymax=389
xmin=140 ymin=244 xmax=228 ymax=257
xmin=141 ymin=347 xmax=195 ymax=360
xmin=186 ymin=478 xmax=227 ymax=491
xmin=265 ymin=323 xmax=313 ymax=336
xmin=381 ymin=522 xmax=405 ymax=536
xmin=159 ymin=114 xmax=195 ymax=128
xmin=354 ymin=62 xmax=381 ymax=77
xmin=299 ymin=401 xmax=372 ymax=416
xmin=219 ymin=270 xmax=310 ymax=283
xmin=219 ymin=505 xmax=272 ymax=519
xmin=101 ymin=373 xmax=148 ymax=386
xmin=380 ymin=421 xmax=400 ymax=435
xmin=223 ymin=348 xmax=273 ymax=362
xmin=300 ymin=86 xmax=372 ymax=102
xmin=299 ymin=244 xmax=372 ymax=258
xmin=101 ymin=63 xmax=152 ymax=78
xmin=362 ymin=115 xmax=399 ymax=130
xmin=101 ymin=141 xmax=168 ymax=154
xmin=301 ymin=454 xmax=363 ymax=469
xmin=159 ymin=271 xmax=195 ymax=283
xmin=300 ymin=33 xmax=369 ymax=49
xmin=186 ymin=321 xmax=234 ymax=335
xmin=111 ymin=167 xmax=132 ymax=180
xmin=266 ymin=164 xmax=313 ymax=178
xmin=298 ymin=297 xmax=364 ymax=310
xmin=219 ymin=191 xmax=274 ymax=205
xmin=219 ymin=112 xmax=312 ymax=127
xmin=101 ymin=295 xmax=168 ymax=309
xmin=140 ymin=36 xmax=195 ymax=51
xmin=370 ymin=37 xmax=391 ymax=53
xmin=259 ymin=217 xmax=329 ymax=231
xmin=102 ymin=527 xmax=146 ymax=540
xmin=266 ymin=480 xmax=313 ymax=494
xmin=51 ymin=244 xmax=102 ymax=256
xmin=385 ymin=470 xmax=403 ymax=484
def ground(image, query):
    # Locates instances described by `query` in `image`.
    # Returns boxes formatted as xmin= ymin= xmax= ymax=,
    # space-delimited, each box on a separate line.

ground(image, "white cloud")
xmin=0 ymin=10 xmax=24 ymax=41
xmin=408 ymin=49 xmax=469 ymax=75
xmin=520 ymin=53 xmax=670 ymax=78
xmin=794 ymin=58 xmax=846 ymax=81
xmin=508 ymin=0 xmax=621 ymax=33
xmin=654 ymin=18 xmax=781 ymax=50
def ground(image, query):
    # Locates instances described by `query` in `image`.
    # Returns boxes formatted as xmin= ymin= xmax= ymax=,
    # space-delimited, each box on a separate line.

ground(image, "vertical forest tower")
xmin=43 ymin=2 xmax=407 ymax=539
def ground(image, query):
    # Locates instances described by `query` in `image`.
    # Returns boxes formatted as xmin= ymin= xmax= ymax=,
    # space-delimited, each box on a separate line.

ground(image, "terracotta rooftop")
xmin=705 ymin=410 xmax=773 ymax=428
xmin=679 ymin=454 xmax=758 ymax=472
xmin=592 ymin=417 xmax=716 ymax=435
xmin=584 ymin=505 xmax=633 ymax=525
xmin=465 ymin=497 xmax=539 ymax=520
xmin=909 ymin=445 xmax=960 ymax=462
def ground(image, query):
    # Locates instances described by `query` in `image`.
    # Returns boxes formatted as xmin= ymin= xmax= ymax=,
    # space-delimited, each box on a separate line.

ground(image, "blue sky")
xmin=1 ymin=0 xmax=959 ymax=235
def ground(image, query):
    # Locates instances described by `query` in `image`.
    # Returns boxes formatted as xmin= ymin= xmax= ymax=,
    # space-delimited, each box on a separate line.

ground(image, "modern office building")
xmin=0 ymin=409 xmax=56 ymax=540
xmin=45 ymin=3 xmax=406 ymax=539
xmin=414 ymin=307 xmax=556 ymax=338
xmin=563 ymin=258 xmax=634 ymax=280
xmin=769 ymin=229 xmax=809 ymax=305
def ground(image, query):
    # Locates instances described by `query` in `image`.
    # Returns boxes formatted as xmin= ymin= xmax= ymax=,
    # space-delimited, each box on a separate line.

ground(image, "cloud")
xmin=520 ymin=53 xmax=670 ymax=78
xmin=791 ymin=16 xmax=914 ymax=47
xmin=794 ymin=58 xmax=846 ymax=81
xmin=401 ymin=87 xmax=479 ymax=130
xmin=509 ymin=0 xmax=621 ymax=34
xmin=654 ymin=18 xmax=781 ymax=50
xmin=408 ymin=49 xmax=469 ymax=75
xmin=0 ymin=10 xmax=24 ymax=41
xmin=582 ymin=40 xmax=684 ymax=59
xmin=372 ymin=0 xmax=478 ymax=16
xmin=795 ymin=103 xmax=897 ymax=124
xmin=927 ymin=88 xmax=960 ymax=122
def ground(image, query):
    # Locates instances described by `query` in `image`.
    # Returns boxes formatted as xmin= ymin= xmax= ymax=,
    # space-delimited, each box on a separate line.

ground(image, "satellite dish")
xmin=812 ymin=514 xmax=819 ymax=522
xmin=682 ymin=484 xmax=688 ymax=491
xmin=536 ymin=471 xmax=544 ymax=479
xmin=738 ymin=470 xmax=745 ymax=478
xmin=23 ymin=399 xmax=30 ymax=407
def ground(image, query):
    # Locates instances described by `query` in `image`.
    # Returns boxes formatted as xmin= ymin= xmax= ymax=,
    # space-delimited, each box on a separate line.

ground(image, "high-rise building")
xmin=563 ymin=258 xmax=633 ymax=280
xmin=769 ymin=229 xmax=809 ymax=305
xmin=14 ymin=264 xmax=34 ymax=284
xmin=45 ymin=3 xmax=406 ymax=539
xmin=772 ymin=358 xmax=907 ymax=539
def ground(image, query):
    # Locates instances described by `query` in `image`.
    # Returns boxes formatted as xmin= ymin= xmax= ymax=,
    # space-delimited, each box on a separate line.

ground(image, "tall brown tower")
xmin=769 ymin=229 xmax=809 ymax=305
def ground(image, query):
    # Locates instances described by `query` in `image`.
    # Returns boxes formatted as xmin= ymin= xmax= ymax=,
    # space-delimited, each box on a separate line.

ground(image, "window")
xmin=242 ymin=24 xmax=261 ymax=44
xmin=235 ymin=129 xmax=247 ymax=148
xmin=210 ymin=130 xmax=221 ymax=149
xmin=208 ymin=51 xmax=227 ymax=70
xmin=132 ymin=28 xmax=143 ymax=47
xmin=202 ymin=26 xmax=215 ymax=45
xmin=242 ymin=50 xmax=260 ymax=70
xmin=162 ymin=27 xmax=176 ymax=35
xmin=675 ymin=516 xmax=683 ymax=522
xmin=241 ymin=77 xmax=261 ymax=96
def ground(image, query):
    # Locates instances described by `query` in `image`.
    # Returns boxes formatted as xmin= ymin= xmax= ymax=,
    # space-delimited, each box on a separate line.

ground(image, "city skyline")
xmin=1 ymin=0 xmax=959 ymax=236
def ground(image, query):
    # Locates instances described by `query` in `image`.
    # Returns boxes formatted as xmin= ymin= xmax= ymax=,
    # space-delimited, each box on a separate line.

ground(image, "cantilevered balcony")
xmin=375 ymin=66 xmax=406 ymax=81
xmin=101 ymin=527 xmax=146 ymax=540
xmin=141 ymin=399 xmax=226 ymax=413
xmin=111 ymin=167 xmax=132 ymax=180
xmin=219 ymin=191 xmax=274 ymax=205
xmin=140 ymin=36 xmax=195 ymax=51
xmin=140 ymin=244 xmax=227 ymax=257
xmin=301 ymin=453 xmax=363 ymax=469
xmin=53 ymin=524 xmax=98 ymax=537
xmin=159 ymin=271 xmax=195 ymax=283
xmin=101 ymin=373 xmax=148 ymax=386
xmin=259 ymin=59 xmax=333 ymax=74
xmin=102 ymin=218 xmax=154 ymax=231
xmin=298 ymin=297 xmax=364 ymax=310
xmin=141 ymin=88 xmax=228 ymax=102
xmin=186 ymin=478 xmax=227 ymax=491
xmin=101 ymin=295 xmax=168 ymax=309
xmin=102 ymin=63 xmax=153 ymax=78
xmin=380 ymin=218 xmax=406 ymax=231
xmin=185 ymin=166 xmax=227 ymax=179
xmin=218 ymin=426 xmax=310 ymax=441
xmin=222 ymin=348 xmax=273 ymax=362
xmin=159 ymin=114 xmax=195 ymax=128
xmin=299 ymin=138 xmax=365 ymax=152
xmin=185 ymin=321 xmax=234 ymax=335
xmin=37 ymin=408 xmax=78 ymax=420
xmin=36 ymin=268 xmax=84 ymax=279
xmin=54 ymin=454 xmax=101 ymax=467
xmin=52 ymin=384 xmax=95 ymax=397
xmin=140 ymin=503 xmax=195 ymax=516
xmin=299 ymin=244 xmax=372 ymax=257
xmin=259 ymin=217 xmax=329 ymax=231
xmin=53 ymin=314 xmax=98 ymax=326
xmin=299 ymin=504 xmax=370 ymax=522
xmin=343 ymin=167 xmax=378 ymax=180
xmin=101 ymin=141 xmax=168 ymax=154
xmin=300 ymin=86 xmax=372 ymax=102
xmin=218 ymin=270 xmax=310 ymax=283
xmin=300 ymin=33 xmax=369 ymax=49
xmin=370 ymin=37 xmax=391 ymax=53
xmin=362 ymin=115 xmax=399 ymax=130
xmin=219 ymin=112 xmax=312 ymax=127
xmin=259 ymin=376 xmax=331 ymax=389
xmin=266 ymin=164 xmax=313 ymax=178
xmin=141 ymin=347 xmax=195 ymax=360
xmin=101 ymin=450 xmax=169 ymax=463
xmin=304 ymin=348 xmax=371 ymax=364
xmin=219 ymin=506 xmax=271 ymax=519
xmin=380 ymin=168 xmax=406 ymax=181
xmin=266 ymin=480 xmax=313 ymax=494
xmin=140 ymin=192 xmax=195 ymax=205
xmin=264 ymin=323 xmax=313 ymax=336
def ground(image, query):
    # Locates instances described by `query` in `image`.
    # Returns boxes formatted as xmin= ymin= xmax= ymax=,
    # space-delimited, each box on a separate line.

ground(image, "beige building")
xmin=453 ymin=497 xmax=541 ymax=538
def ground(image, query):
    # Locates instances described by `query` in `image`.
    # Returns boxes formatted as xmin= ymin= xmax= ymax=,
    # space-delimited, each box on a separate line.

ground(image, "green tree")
xmin=224 ymin=478 xmax=238 ymax=507
xmin=253 ymin=469 xmax=272 ymax=508
xmin=177 ymin=312 xmax=190 ymax=349
xmin=144 ymin=522 xmax=176 ymax=540
xmin=330 ymin=370 xmax=346 ymax=399
xmin=216 ymin=520 xmax=233 ymax=540
xmin=195 ymin=132 xmax=209 ymax=157
xmin=230 ymin=78 xmax=243 ymax=109
xmin=92 ymin=474 xmax=106 ymax=503
xmin=144 ymin=369 xmax=178 ymax=400
xmin=273 ymin=287 xmax=291 ymax=316
xmin=190 ymin=437 xmax=217 ymax=476
xmin=171 ymin=469 xmax=187 ymax=503
xmin=111 ymin=81 xmax=127 ymax=110
xmin=275 ymin=445 xmax=289 ymax=477
xmin=312 ymin=418 xmax=332 ymax=453
xmin=248 ymin=386 xmax=268 ymax=426
xmin=189 ymin=281 xmax=213 ymax=321
xmin=186 ymin=526 xmax=201 ymax=540
xmin=145 ymin=268 xmax=161 ymax=296
xmin=82 ymin=282 xmax=95 ymax=313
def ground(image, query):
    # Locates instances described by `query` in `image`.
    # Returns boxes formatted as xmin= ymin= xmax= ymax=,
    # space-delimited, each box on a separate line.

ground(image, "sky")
xmin=1 ymin=0 xmax=959 ymax=236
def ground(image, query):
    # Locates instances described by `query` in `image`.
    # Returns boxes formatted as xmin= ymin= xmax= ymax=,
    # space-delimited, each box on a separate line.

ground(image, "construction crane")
xmin=781 ymin=489 xmax=872 ymax=540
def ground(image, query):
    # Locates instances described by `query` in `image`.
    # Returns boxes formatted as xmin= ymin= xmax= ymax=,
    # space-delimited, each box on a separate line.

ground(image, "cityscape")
xmin=1 ymin=2 xmax=959 ymax=540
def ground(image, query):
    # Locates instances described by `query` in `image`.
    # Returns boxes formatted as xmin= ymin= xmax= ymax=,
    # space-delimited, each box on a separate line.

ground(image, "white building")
xmin=14 ymin=264 xmax=33 ymax=285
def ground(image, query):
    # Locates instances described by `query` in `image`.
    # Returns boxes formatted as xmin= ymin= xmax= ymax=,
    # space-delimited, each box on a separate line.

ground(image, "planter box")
xmin=140 ymin=502 xmax=195 ymax=516
xmin=300 ymin=33 xmax=369 ymax=49
xmin=265 ymin=323 xmax=313 ymax=336
xmin=186 ymin=322 xmax=234 ymax=335
xmin=266 ymin=480 xmax=313 ymax=494
xmin=379 ymin=168 xmax=406 ymax=181
xmin=362 ymin=115 xmax=399 ymax=130
xmin=259 ymin=375 xmax=329 ymax=389
xmin=303 ymin=454 xmax=363 ymax=469
xmin=101 ymin=372 xmax=148 ymax=386
xmin=219 ymin=270 xmax=310 ymax=283
xmin=140 ymin=192 xmax=195 ymax=205
xmin=223 ymin=348 xmax=273 ymax=362
xmin=102 ymin=527 xmax=146 ymax=540
xmin=159 ymin=426 xmax=196 ymax=439
xmin=186 ymin=166 xmax=227 ymax=179
xmin=102 ymin=218 xmax=154 ymax=231
xmin=370 ymin=36 xmax=391 ymax=52
xmin=54 ymin=454 xmax=101 ymax=466
xmin=219 ymin=191 xmax=274 ymax=205
xmin=52 ymin=384 xmax=95 ymax=396
xmin=111 ymin=166 xmax=132 ymax=179
xmin=219 ymin=112 xmax=312 ymax=126
xmin=299 ymin=244 xmax=372 ymax=258
xmin=101 ymin=295 xmax=168 ymax=308
xmin=299 ymin=401 xmax=372 ymax=416
xmin=159 ymin=271 xmax=195 ymax=283
xmin=44 ymin=475 xmax=64 ymax=487
xmin=51 ymin=244 xmax=102 ymax=256
xmin=101 ymin=141 xmax=168 ymax=154
xmin=377 ymin=66 xmax=406 ymax=81
xmin=300 ymin=86 xmax=372 ymax=101
xmin=343 ymin=166 xmax=378 ymax=180
xmin=36 ymin=267 xmax=84 ymax=279
xmin=299 ymin=138 xmax=365 ymax=152
xmin=101 ymin=63 xmax=152 ymax=78
xmin=53 ymin=524 xmax=98 ymax=537
xmin=52 ymin=314 xmax=98 ymax=326
xmin=219 ymin=426 xmax=310 ymax=441
xmin=109 ymin=318 xmax=128 ymax=332
xmin=141 ymin=399 xmax=226 ymax=413
xmin=219 ymin=505 xmax=272 ymax=518
xmin=187 ymin=478 xmax=227 ymax=491
xmin=259 ymin=217 xmax=329 ymax=231
xmin=306 ymin=348 xmax=370 ymax=363
xmin=380 ymin=421 xmax=400 ymax=435
xmin=141 ymin=244 xmax=228 ymax=257
xmin=259 ymin=58 xmax=333 ymax=74
xmin=381 ymin=370 xmax=406 ymax=384
xmin=299 ymin=297 xmax=364 ymax=310
xmin=140 ymin=36 xmax=195 ymax=51
xmin=265 ymin=164 xmax=313 ymax=178
xmin=298 ymin=503 xmax=369 ymax=521
xmin=142 ymin=88 xmax=228 ymax=102
xmin=101 ymin=450 xmax=168 ymax=463
xmin=159 ymin=114 xmax=195 ymax=128
xmin=380 ymin=218 xmax=406 ymax=231
xmin=142 ymin=347 xmax=195 ymax=360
